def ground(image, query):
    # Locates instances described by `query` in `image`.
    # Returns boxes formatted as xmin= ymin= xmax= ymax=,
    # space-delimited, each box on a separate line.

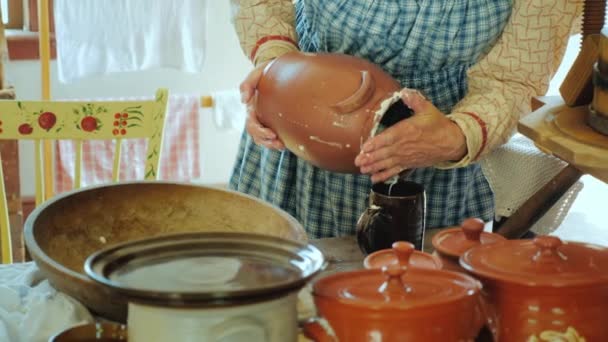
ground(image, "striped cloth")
xmin=230 ymin=0 xmax=513 ymax=239
xmin=54 ymin=94 xmax=201 ymax=193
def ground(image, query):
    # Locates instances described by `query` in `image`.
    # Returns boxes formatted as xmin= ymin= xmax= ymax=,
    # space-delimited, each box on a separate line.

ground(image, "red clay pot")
xmin=461 ymin=235 xmax=608 ymax=342
xmin=364 ymin=241 xmax=442 ymax=270
xmin=431 ymin=218 xmax=505 ymax=273
xmin=303 ymin=265 xmax=484 ymax=341
xmin=256 ymin=51 xmax=404 ymax=173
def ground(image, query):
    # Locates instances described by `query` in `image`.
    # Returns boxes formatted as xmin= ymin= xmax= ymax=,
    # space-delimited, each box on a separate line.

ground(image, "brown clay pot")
xmin=363 ymin=241 xmax=442 ymax=270
xmin=302 ymin=265 xmax=485 ymax=341
xmin=49 ymin=322 xmax=127 ymax=341
xmin=256 ymin=51 xmax=410 ymax=173
xmin=431 ymin=218 xmax=505 ymax=273
xmin=461 ymin=235 xmax=608 ymax=342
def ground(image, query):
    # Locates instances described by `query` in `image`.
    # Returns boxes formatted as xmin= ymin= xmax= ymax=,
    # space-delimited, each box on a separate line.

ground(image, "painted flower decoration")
xmin=73 ymin=103 xmax=107 ymax=132
xmin=112 ymin=106 xmax=144 ymax=136
xmin=17 ymin=101 xmax=65 ymax=135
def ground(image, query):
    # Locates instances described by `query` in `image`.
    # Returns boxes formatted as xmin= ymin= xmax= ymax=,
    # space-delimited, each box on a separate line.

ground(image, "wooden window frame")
xmin=6 ymin=0 xmax=56 ymax=61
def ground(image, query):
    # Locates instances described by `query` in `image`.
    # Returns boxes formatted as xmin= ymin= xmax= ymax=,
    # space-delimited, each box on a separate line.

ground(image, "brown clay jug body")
xmin=256 ymin=51 xmax=411 ymax=173
xmin=356 ymin=181 xmax=426 ymax=254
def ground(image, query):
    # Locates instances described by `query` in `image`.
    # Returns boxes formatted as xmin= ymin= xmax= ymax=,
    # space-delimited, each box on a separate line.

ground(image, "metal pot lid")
xmin=432 ymin=218 xmax=505 ymax=258
xmin=363 ymin=241 xmax=442 ymax=270
xmin=313 ymin=265 xmax=480 ymax=310
xmin=461 ymin=236 xmax=608 ymax=287
xmin=85 ymin=232 xmax=325 ymax=307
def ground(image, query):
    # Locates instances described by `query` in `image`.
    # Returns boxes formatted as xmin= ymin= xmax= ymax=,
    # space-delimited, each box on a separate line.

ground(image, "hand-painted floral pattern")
xmin=112 ymin=106 xmax=144 ymax=136
xmin=16 ymin=101 xmax=65 ymax=135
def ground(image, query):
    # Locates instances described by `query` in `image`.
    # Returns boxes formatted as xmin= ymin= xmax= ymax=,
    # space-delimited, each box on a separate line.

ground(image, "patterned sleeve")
xmin=230 ymin=0 xmax=299 ymax=66
xmin=437 ymin=0 xmax=583 ymax=168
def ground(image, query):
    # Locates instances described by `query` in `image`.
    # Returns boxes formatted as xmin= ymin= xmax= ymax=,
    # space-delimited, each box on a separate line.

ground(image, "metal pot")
xmin=461 ymin=235 xmax=608 ymax=341
xmin=85 ymin=232 xmax=325 ymax=342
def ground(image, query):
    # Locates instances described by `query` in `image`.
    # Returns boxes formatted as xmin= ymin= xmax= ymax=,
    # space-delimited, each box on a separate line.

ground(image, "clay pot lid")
xmin=313 ymin=265 xmax=480 ymax=310
xmin=85 ymin=232 xmax=325 ymax=307
xmin=461 ymin=235 xmax=608 ymax=287
xmin=363 ymin=241 xmax=443 ymax=270
xmin=432 ymin=218 xmax=506 ymax=258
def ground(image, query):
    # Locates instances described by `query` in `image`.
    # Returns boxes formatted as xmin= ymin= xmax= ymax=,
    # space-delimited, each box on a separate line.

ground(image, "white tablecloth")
xmin=0 ymin=262 xmax=93 ymax=342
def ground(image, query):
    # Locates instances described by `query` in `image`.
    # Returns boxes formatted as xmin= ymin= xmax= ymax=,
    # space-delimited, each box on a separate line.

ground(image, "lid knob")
xmin=461 ymin=218 xmax=484 ymax=242
xmin=392 ymin=241 xmax=414 ymax=267
xmin=532 ymin=236 xmax=565 ymax=264
xmin=378 ymin=265 xmax=411 ymax=301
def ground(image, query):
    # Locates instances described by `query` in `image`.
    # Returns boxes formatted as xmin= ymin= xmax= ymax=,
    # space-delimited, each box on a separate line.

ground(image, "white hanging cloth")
xmin=54 ymin=0 xmax=207 ymax=83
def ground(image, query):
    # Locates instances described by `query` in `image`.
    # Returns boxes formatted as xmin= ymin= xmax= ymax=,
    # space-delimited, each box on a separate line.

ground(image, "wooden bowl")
xmin=24 ymin=181 xmax=307 ymax=322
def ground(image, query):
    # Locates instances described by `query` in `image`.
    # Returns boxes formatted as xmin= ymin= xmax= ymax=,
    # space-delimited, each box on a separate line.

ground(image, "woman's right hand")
xmin=240 ymin=60 xmax=285 ymax=150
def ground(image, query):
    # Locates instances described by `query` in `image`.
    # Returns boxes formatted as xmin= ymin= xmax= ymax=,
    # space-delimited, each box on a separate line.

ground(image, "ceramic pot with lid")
xmin=363 ymin=241 xmax=442 ymax=270
xmin=256 ymin=51 xmax=413 ymax=173
xmin=302 ymin=264 xmax=485 ymax=341
xmin=85 ymin=232 xmax=325 ymax=342
xmin=431 ymin=218 xmax=506 ymax=273
xmin=461 ymin=235 xmax=608 ymax=342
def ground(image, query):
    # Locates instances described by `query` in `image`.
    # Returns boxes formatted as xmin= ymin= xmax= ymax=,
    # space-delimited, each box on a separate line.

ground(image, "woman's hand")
xmin=354 ymin=88 xmax=467 ymax=183
xmin=240 ymin=60 xmax=285 ymax=150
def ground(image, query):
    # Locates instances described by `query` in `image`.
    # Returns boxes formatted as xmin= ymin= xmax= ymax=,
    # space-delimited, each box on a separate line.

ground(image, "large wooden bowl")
xmin=24 ymin=181 xmax=307 ymax=322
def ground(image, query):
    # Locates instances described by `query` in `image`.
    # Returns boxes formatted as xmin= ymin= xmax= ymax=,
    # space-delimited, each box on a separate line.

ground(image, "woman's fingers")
xmin=370 ymin=165 xmax=405 ymax=184
xmin=239 ymin=62 xmax=268 ymax=104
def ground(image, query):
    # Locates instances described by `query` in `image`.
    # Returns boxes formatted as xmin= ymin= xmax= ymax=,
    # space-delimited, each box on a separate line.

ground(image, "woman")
xmin=229 ymin=0 xmax=581 ymax=239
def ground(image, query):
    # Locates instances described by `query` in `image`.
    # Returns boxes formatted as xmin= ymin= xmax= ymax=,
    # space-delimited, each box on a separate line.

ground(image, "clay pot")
xmin=461 ymin=235 xmax=608 ymax=342
xmin=357 ymin=181 xmax=426 ymax=255
xmin=50 ymin=322 xmax=127 ymax=342
xmin=302 ymin=265 xmax=485 ymax=341
xmin=256 ymin=51 xmax=412 ymax=173
xmin=363 ymin=241 xmax=442 ymax=270
xmin=431 ymin=218 xmax=506 ymax=273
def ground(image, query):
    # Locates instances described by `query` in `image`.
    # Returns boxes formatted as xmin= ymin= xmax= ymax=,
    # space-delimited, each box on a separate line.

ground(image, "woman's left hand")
xmin=354 ymin=88 xmax=467 ymax=183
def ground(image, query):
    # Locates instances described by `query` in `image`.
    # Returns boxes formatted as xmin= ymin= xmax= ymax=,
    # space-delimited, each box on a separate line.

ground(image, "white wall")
xmin=6 ymin=0 xmax=253 ymax=196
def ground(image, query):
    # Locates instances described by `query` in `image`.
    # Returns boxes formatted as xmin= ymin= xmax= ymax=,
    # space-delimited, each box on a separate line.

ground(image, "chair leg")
xmin=495 ymin=164 xmax=583 ymax=239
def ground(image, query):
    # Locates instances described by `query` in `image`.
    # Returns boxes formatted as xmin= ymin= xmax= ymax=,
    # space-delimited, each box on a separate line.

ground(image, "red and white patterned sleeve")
xmin=438 ymin=0 xmax=583 ymax=168
xmin=230 ymin=0 xmax=299 ymax=66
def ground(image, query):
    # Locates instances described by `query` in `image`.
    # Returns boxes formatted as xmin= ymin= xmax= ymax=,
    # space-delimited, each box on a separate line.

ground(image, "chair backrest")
xmin=0 ymin=88 xmax=169 ymax=263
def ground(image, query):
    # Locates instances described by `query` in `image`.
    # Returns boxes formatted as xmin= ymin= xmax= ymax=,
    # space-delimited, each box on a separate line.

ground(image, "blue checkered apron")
xmin=230 ymin=0 xmax=513 ymax=239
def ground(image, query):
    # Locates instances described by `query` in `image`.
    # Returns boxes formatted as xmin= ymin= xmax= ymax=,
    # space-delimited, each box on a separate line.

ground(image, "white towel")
xmin=0 ymin=262 xmax=93 ymax=342
xmin=54 ymin=0 xmax=207 ymax=83
xmin=210 ymin=88 xmax=247 ymax=132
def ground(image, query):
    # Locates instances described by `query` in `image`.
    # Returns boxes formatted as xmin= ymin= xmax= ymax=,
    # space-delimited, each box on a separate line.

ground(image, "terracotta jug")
xmin=356 ymin=180 xmax=426 ymax=254
xmin=461 ymin=235 xmax=608 ymax=342
xmin=256 ymin=51 xmax=412 ymax=173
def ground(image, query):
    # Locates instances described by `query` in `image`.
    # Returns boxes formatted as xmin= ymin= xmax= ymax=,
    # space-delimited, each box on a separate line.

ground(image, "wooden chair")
xmin=0 ymin=88 xmax=169 ymax=263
